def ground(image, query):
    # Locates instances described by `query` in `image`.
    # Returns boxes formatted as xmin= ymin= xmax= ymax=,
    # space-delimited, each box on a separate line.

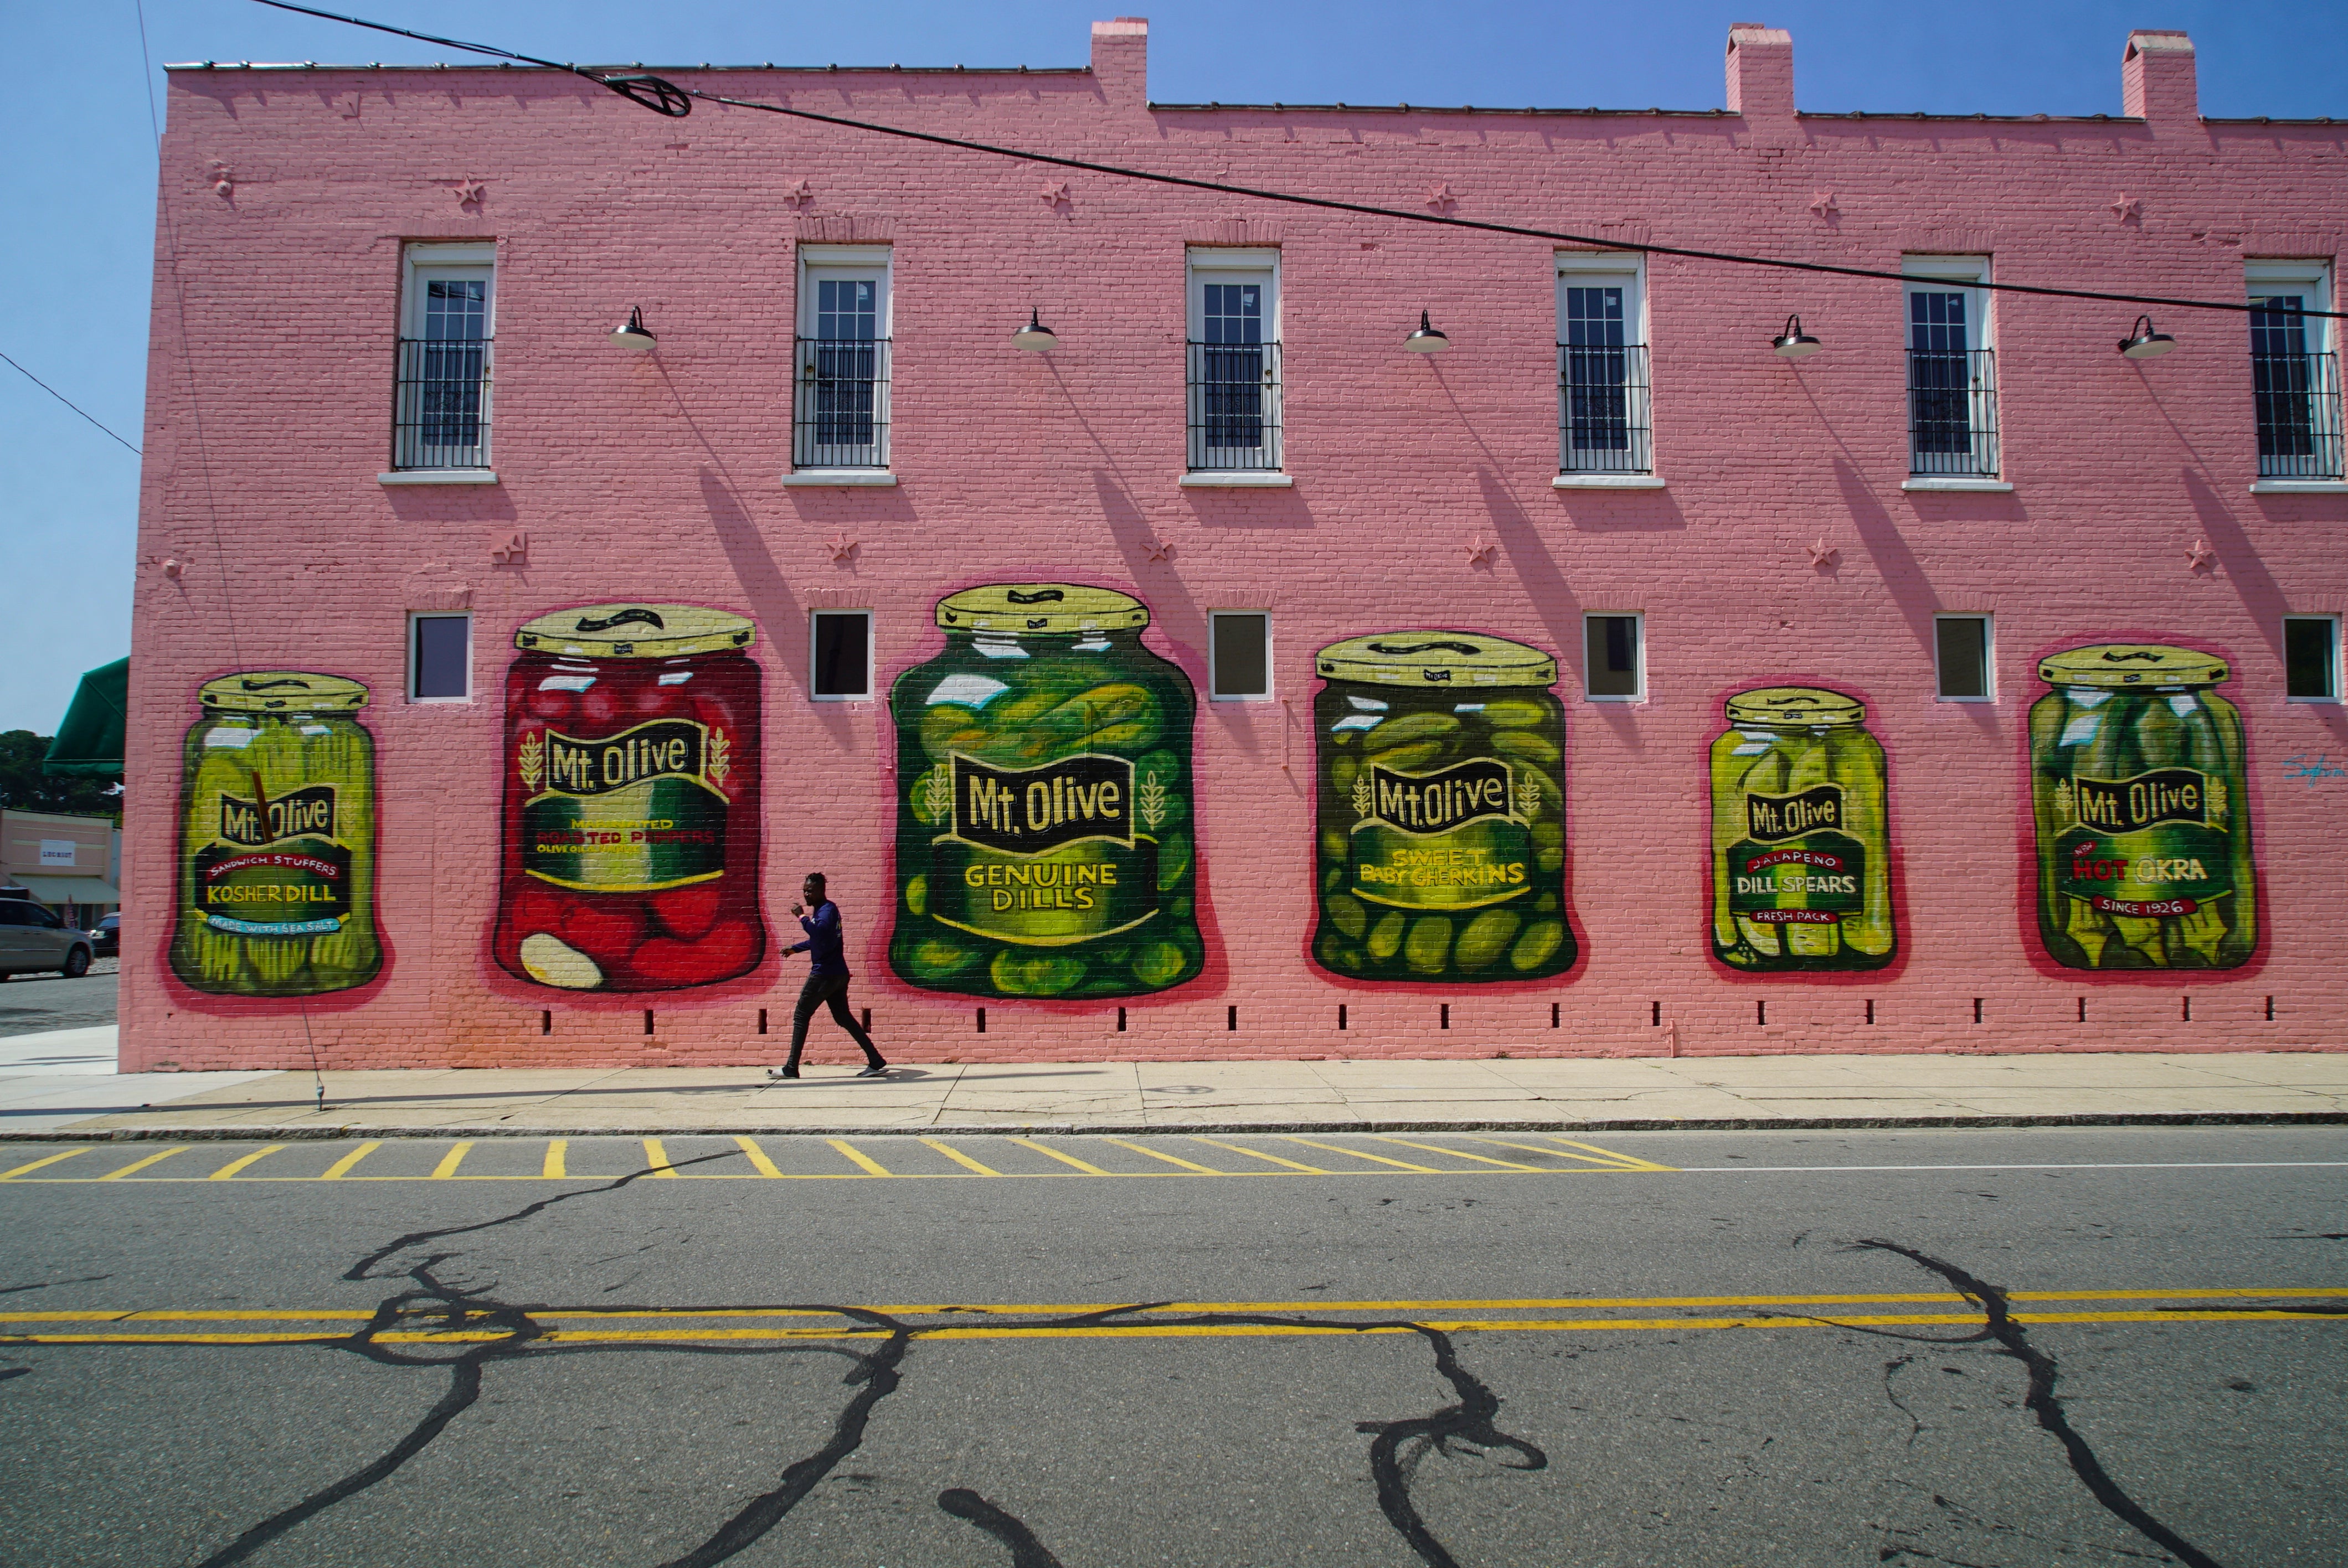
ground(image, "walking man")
xmin=768 ymin=873 xmax=888 ymax=1080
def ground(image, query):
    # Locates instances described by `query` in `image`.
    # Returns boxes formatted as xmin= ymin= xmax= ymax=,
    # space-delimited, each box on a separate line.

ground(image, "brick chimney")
xmin=1092 ymin=17 xmax=1148 ymax=111
xmin=2122 ymin=30 xmax=2197 ymax=125
xmin=1725 ymin=23 xmax=1795 ymax=121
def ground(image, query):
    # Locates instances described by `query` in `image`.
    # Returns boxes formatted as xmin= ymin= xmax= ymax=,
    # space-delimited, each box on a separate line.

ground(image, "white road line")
xmin=1674 ymin=1162 xmax=2348 ymax=1173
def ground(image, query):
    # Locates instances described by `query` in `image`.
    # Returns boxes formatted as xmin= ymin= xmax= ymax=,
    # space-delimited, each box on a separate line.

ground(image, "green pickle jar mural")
xmin=889 ymin=584 xmax=1203 ymax=999
xmin=1710 ymin=687 xmax=1896 ymax=972
xmin=2029 ymin=643 xmax=2255 ymax=971
xmin=1311 ymin=633 xmax=1575 ymax=983
xmin=171 ymin=672 xmax=382 ymax=997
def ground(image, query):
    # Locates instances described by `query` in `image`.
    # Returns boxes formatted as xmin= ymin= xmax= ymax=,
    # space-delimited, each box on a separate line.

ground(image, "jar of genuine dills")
xmin=1312 ymin=633 xmax=1575 ymax=982
xmin=2028 ymin=643 xmax=2255 ymax=971
xmin=888 ymin=584 xmax=1202 ymax=1000
xmin=171 ymin=672 xmax=382 ymax=997
xmin=1709 ymin=686 xmax=1896 ymax=972
xmin=492 ymin=605 xmax=765 ymax=992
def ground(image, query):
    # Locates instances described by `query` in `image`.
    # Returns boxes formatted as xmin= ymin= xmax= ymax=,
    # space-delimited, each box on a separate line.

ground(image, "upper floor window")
xmin=408 ymin=613 xmax=472 ymax=702
xmin=392 ymin=243 xmax=493 ymax=471
xmin=1187 ymin=249 xmax=1281 ymax=472
xmin=795 ymin=246 xmax=892 ymax=471
xmin=1904 ymin=257 xmax=1998 ymax=478
xmin=1556 ymin=254 xmax=1651 ymax=476
xmin=2247 ymin=261 xmax=2341 ymax=481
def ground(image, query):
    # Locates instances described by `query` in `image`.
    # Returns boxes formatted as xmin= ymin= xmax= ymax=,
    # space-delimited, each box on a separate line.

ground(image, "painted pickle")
xmin=2029 ymin=643 xmax=2255 ymax=970
xmin=171 ymin=672 xmax=383 ymax=997
xmin=1312 ymin=632 xmax=1575 ymax=982
xmin=889 ymin=584 xmax=1202 ymax=999
xmin=492 ymin=604 xmax=766 ymax=992
xmin=1709 ymin=686 xmax=1896 ymax=971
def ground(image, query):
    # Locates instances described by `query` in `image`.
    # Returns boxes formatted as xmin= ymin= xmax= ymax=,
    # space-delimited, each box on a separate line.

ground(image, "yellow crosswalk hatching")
xmin=0 ymin=1132 xmax=1683 ymax=1185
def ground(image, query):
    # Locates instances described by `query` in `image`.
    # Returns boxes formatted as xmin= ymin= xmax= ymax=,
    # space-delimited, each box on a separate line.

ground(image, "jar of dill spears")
xmin=170 ymin=672 xmax=382 ymax=997
xmin=1312 ymin=633 xmax=1574 ymax=982
xmin=888 ymin=584 xmax=1201 ymax=1000
xmin=2029 ymin=643 xmax=2255 ymax=971
xmin=1710 ymin=686 xmax=1895 ymax=972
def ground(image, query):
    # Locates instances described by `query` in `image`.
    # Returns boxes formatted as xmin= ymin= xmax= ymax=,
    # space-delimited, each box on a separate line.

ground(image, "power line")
xmin=0 ymin=349 xmax=142 ymax=456
xmin=246 ymin=0 xmax=2340 ymax=322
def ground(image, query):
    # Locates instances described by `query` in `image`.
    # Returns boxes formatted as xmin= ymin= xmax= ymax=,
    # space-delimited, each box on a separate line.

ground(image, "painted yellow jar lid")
xmin=1316 ymin=631 xmax=1557 ymax=688
xmin=935 ymin=584 xmax=1150 ymax=633
xmin=2037 ymin=643 xmax=2228 ymax=688
xmin=513 ymin=604 xmax=755 ymax=658
xmin=198 ymin=672 xmax=369 ymax=712
xmin=1724 ymin=686 xmax=1866 ymax=727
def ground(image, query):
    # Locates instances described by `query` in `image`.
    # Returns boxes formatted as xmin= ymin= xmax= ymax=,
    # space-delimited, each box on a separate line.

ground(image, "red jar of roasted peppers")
xmin=492 ymin=604 xmax=765 ymax=992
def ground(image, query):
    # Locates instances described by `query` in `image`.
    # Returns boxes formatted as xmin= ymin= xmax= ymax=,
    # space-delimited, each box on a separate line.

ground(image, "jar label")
xmin=2053 ymin=768 xmax=2231 ymax=914
xmin=1744 ymin=783 xmax=1845 ymax=843
xmin=946 ymin=752 xmax=1135 ymax=854
xmin=193 ymin=782 xmax=353 ymax=934
xmin=1726 ymin=839 xmax=1865 ymax=923
xmin=521 ymin=719 xmax=728 ymax=892
xmin=929 ymin=751 xmax=1158 ymax=944
xmin=1348 ymin=757 xmax=1537 ymax=911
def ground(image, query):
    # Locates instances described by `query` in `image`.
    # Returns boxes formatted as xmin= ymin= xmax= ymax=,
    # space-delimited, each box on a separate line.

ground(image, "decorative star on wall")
xmin=2186 ymin=538 xmax=2217 ymax=571
xmin=1807 ymin=538 xmax=1839 ymax=569
xmin=784 ymin=178 xmax=814 ymax=208
xmin=1808 ymin=190 xmax=1839 ymax=219
xmin=1040 ymin=181 xmax=1072 ymax=208
xmin=454 ymin=181 xmax=486 ymax=213
xmin=1464 ymin=535 xmax=1496 ymax=566
xmin=1425 ymin=183 xmax=1458 ymax=214
xmin=2110 ymin=194 xmax=2143 ymax=222
xmin=1142 ymin=537 xmax=1174 ymax=563
xmin=825 ymin=533 xmax=858 ymax=562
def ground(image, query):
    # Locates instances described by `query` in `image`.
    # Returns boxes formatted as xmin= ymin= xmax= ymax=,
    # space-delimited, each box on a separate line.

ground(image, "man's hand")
xmin=790 ymin=902 xmax=805 ymax=916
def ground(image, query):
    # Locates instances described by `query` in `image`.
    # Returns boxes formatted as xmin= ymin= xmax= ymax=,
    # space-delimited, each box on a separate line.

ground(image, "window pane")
xmin=816 ymin=277 xmax=879 ymax=341
xmin=1585 ymin=616 xmax=1639 ymax=697
xmin=813 ymin=613 xmax=870 ymax=698
xmin=1563 ymin=285 xmax=1626 ymax=348
xmin=424 ymin=277 xmax=487 ymax=341
xmin=1211 ymin=613 xmax=1268 ymax=698
xmin=1201 ymin=282 xmax=1264 ymax=345
xmin=1935 ymin=617 xmax=1989 ymax=699
xmin=2285 ymin=617 xmax=2338 ymax=699
xmin=1908 ymin=289 xmax=1968 ymax=353
xmin=412 ymin=615 xmax=470 ymax=699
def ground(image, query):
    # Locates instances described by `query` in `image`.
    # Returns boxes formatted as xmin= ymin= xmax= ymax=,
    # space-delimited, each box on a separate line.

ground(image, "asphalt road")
xmin=0 ymin=963 xmax=119 ymax=1039
xmin=1 ymin=1125 xmax=2341 ymax=1568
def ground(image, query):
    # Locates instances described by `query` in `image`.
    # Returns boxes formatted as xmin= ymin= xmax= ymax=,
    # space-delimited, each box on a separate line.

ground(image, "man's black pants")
xmin=786 ymin=971 xmax=882 ymax=1068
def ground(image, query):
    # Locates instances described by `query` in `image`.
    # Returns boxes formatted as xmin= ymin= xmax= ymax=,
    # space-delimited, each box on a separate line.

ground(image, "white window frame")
xmin=2246 ymin=260 xmax=2341 ymax=487
xmin=1186 ymin=248 xmax=1283 ymax=474
xmin=1903 ymin=255 xmax=2000 ymax=482
xmin=392 ymin=243 xmax=496 ymax=475
xmin=1554 ymin=252 xmax=1652 ymax=478
xmin=1207 ymin=610 xmax=1273 ymax=702
xmin=1933 ymin=613 xmax=1996 ymax=703
xmin=2283 ymin=613 xmax=2341 ymax=703
xmin=1582 ymin=611 xmax=1645 ymax=703
xmin=793 ymin=245 xmax=894 ymax=474
xmin=406 ymin=612 xmax=473 ymax=703
xmin=809 ymin=609 xmax=874 ymax=703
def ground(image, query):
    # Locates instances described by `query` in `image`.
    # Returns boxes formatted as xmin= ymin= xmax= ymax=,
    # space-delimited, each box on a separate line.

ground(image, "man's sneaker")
xmin=766 ymin=1066 xmax=799 ymax=1081
xmin=856 ymin=1063 xmax=890 ymax=1079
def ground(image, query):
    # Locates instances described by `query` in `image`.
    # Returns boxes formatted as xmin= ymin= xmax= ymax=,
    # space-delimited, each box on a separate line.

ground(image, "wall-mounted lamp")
xmin=2118 ymin=314 xmax=2177 ymax=359
xmin=609 ymin=306 xmax=657 ymax=352
xmin=1011 ymin=308 xmax=1058 ymax=352
xmin=1772 ymin=315 xmax=1822 ymax=358
xmin=1404 ymin=310 xmax=1451 ymax=353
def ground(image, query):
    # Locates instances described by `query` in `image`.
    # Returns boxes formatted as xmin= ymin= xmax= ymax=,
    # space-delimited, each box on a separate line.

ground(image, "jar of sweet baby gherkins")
xmin=2029 ymin=643 xmax=2255 ymax=971
xmin=171 ymin=672 xmax=382 ymax=997
xmin=889 ymin=584 xmax=1202 ymax=1000
xmin=1710 ymin=687 xmax=1896 ymax=972
xmin=1311 ymin=633 xmax=1575 ymax=983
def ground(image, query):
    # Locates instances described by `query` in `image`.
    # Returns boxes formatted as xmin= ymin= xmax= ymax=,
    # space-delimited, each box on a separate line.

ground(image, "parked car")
xmin=0 ymin=897 xmax=93 ymax=978
xmin=88 ymin=912 xmax=119 ymax=958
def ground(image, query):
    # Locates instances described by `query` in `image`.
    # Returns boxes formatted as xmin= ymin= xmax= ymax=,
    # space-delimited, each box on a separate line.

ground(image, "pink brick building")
xmin=125 ymin=20 xmax=2348 ymax=1069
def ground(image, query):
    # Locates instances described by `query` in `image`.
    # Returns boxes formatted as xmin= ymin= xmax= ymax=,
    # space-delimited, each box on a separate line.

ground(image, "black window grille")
xmin=1187 ymin=340 xmax=1283 ymax=471
xmin=1907 ymin=348 xmax=1999 ymax=477
xmin=1557 ymin=343 xmax=1653 ymax=474
xmin=2251 ymin=297 xmax=2342 ymax=479
xmin=391 ymin=337 xmax=492 ymax=470
xmin=793 ymin=337 xmax=892 ymax=469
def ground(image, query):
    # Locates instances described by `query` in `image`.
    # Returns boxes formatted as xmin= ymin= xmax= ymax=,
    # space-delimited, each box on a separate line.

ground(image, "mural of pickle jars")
xmin=1312 ymin=633 xmax=1575 ymax=982
xmin=889 ymin=584 xmax=1202 ymax=1000
xmin=2029 ymin=643 xmax=2256 ymax=971
xmin=1710 ymin=686 xmax=1896 ymax=972
xmin=492 ymin=605 xmax=766 ymax=992
xmin=171 ymin=672 xmax=383 ymax=997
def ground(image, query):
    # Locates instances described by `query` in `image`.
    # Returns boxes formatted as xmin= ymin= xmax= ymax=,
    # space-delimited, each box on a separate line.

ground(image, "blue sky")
xmin=2 ymin=0 xmax=2340 ymax=731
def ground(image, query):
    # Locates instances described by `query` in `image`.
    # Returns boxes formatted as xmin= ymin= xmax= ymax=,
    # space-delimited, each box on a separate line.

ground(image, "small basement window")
xmin=1209 ymin=612 xmax=1271 ymax=700
xmin=409 ymin=613 xmax=471 ymax=701
xmin=811 ymin=611 xmax=872 ymax=701
xmin=1935 ymin=615 xmax=1993 ymax=702
xmin=1583 ymin=613 xmax=1642 ymax=700
xmin=2284 ymin=615 xmax=2340 ymax=700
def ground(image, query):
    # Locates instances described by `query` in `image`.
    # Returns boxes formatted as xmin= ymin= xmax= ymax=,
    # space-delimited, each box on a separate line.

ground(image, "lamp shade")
xmin=1772 ymin=315 xmax=1822 ymax=358
xmin=2118 ymin=315 xmax=2177 ymax=359
xmin=1404 ymin=310 xmax=1451 ymax=353
xmin=1012 ymin=309 xmax=1058 ymax=352
xmin=609 ymin=307 xmax=657 ymax=351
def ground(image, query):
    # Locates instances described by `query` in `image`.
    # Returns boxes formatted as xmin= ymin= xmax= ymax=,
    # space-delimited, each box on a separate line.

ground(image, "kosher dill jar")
xmin=2028 ymin=643 xmax=2255 ymax=971
xmin=888 ymin=584 xmax=1201 ymax=1000
xmin=170 ymin=672 xmax=382 ymax=997
xmin=492 ymin=604 xmax=765 ymax=992
xmin=1709 ymin=686 xmax=1896 ymax=972
xmin=1311 ymin=633 xmax=1574 ymax=982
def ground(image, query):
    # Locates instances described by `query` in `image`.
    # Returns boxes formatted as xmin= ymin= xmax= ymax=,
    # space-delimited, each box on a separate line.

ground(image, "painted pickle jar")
xmin=2028 ymin=643 xmax=2254 ymax=971
xmin=1311 ymin=633 xmax=1575 ymax=982
xmin=1709 ymin=687 xmax=1895 ymax=972
xmin=492 ymin=605 xmax=765 ymax=992
xmin=171 ymin=672 xmax=382 ymax=997
xmin=889 ymin=584 xmax=1202 ymax=1000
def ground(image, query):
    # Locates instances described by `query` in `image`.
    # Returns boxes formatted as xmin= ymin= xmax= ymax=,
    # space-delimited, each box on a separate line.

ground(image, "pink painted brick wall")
xmin=123 ymin=21 xmax=2348 ymax=1069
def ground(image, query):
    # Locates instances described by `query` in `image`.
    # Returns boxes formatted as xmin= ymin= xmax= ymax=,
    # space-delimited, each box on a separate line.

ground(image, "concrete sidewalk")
xmin=3 ymin=1027 xmax=2342 ymax=1138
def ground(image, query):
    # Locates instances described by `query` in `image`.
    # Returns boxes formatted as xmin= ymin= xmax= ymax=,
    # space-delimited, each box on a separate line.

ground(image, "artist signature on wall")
xmin=2280 ymin=752 xmax=2348 ymax=788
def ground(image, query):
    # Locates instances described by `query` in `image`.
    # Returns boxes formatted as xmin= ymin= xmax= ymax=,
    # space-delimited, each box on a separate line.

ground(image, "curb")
xmin=5 ymin=1110 xmax=2345 ymax=1142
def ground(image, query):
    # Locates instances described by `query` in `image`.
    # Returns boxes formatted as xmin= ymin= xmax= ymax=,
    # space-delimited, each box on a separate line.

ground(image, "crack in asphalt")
xmin=1880 ymin=1354 xmax=1925 ymax=1449
xmin=939 ymin=1487 xmax=1069 ymax=1567
xmin=0 ymin=1272 xmax=112 ymax=1295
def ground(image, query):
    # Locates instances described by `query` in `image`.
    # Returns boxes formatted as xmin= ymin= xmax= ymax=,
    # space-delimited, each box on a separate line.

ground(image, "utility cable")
xmin=0 ymin=349 xmax=142 ymax=455
xmin=245 ymin=0 xmax=2340 ymax=321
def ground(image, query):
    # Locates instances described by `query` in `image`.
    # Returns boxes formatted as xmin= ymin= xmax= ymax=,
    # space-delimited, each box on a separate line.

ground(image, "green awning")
xmin=43 ymin=658 xmax=127 ymax=777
